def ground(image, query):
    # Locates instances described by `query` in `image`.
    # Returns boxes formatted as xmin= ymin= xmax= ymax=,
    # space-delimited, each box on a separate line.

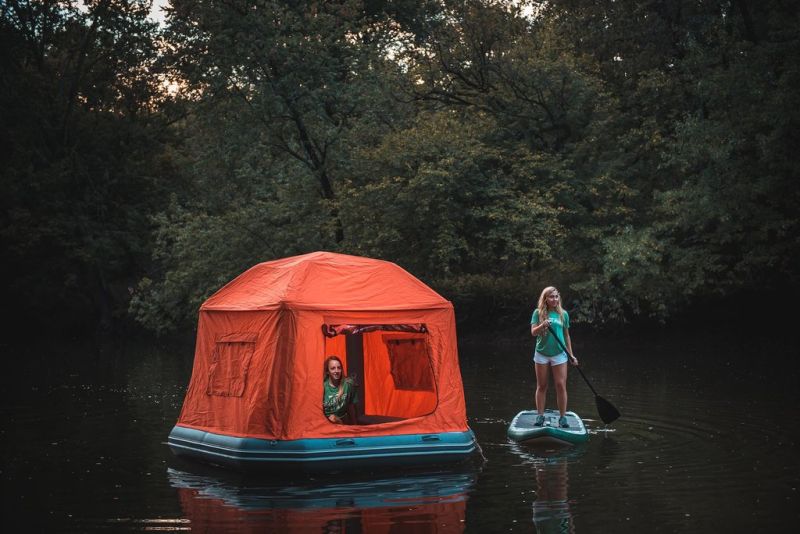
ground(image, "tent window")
xmin=387 ymin=338 xmax=435 ymax=392
xmin=207 ymin=333 xmax=257 ymax=397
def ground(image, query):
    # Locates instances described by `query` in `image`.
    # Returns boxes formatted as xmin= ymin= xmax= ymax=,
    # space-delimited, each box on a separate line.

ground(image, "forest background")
xmin=2 ymin=0 xmax=798 ymax=337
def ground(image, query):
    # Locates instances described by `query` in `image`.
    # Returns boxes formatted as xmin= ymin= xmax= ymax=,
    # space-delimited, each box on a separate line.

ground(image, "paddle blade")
xmin=595 ymin=395 xmax=621 ymax=424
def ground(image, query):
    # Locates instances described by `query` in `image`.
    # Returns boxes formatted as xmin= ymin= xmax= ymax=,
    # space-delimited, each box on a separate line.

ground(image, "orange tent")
xmin=174 ymin=251 xmax=471 ymax=442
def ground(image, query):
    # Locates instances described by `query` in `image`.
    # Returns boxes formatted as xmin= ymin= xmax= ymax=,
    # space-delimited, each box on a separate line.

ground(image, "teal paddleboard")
xmin=507 ymin=409 xmax=588 ymax=446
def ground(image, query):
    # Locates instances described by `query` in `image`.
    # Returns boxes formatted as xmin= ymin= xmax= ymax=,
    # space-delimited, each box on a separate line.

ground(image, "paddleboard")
xmin=507 ymin=409 xmax=588 ymax=446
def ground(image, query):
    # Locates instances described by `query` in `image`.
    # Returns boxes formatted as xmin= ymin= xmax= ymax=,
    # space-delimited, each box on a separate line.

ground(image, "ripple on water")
xmin=576 ymin=395 xmax=800 ymax=505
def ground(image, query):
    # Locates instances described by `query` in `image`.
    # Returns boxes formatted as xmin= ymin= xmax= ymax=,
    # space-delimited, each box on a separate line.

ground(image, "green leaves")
xmin=1 ymin=0 xmax=170 ymax=329
xmin=4 ymin=1 xmax=798 ymax=332
xmin=342 ymin=110 xmax=559 ymax=275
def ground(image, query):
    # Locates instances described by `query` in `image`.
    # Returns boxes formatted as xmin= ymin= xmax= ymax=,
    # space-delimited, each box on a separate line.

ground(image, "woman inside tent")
xmin=322 ymin=355 xmax=358 ymax=424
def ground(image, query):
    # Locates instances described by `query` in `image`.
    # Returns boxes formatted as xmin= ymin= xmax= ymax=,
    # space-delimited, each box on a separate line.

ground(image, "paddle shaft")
xmin=540 ymin=324 xmax=621 ymax=424
xmin=546 ymin=325 xmax=599 ymax=396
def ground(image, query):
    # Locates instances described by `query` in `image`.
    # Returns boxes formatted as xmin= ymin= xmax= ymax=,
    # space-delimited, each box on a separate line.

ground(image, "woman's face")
xmin=546 ymin=291 xmax=560 ymax=309
xmin=327 ymin=359 xmax=343 ymax=381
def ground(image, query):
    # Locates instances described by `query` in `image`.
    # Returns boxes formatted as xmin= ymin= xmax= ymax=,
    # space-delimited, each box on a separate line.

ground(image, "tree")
xmin=542 ymin=0 xmax=800 ymax=321
xmin=0 ymin=0 xmax=172 ymax=331
xmin=130 ymin=0 xmax=419 ymax=331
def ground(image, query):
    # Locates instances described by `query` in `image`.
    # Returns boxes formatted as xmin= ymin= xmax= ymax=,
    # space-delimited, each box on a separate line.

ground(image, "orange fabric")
xmin=176 ymin=486 xmax=466 ymax=533
xmin=206 ymin=333 xmax=258 ymax=397
xmin=323 ymin=335 xmax=347 ymax=373
xmin=362 ymin=332 xmax=437 ymax=418
xmin=176 ymin=251 xmax=469 ymax=440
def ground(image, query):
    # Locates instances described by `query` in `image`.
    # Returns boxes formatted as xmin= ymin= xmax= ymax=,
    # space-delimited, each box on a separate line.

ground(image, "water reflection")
xmin=531 ymin=453 xmax=574 ymax=534
xmin=510 ymin=444 xmax=586 ymax=534
xmin=5 ymin=331 xmax=798 ymax=531
xmin=167 ymin=465 xmax=477 ymax=532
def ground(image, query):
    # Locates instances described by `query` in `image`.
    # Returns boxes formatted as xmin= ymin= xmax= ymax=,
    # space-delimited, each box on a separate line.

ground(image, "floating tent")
xmin=168 ymin=251 xmax=477 ymax=469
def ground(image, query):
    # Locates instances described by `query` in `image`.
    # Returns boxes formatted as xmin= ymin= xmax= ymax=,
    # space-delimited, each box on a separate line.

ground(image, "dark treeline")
xmin=2 ymin=0 xmax=798 ymax=335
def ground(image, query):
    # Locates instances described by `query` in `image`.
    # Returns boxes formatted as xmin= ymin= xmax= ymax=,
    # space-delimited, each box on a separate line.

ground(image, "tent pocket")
xmin=207 ymin=333 xmax=258 ymax=397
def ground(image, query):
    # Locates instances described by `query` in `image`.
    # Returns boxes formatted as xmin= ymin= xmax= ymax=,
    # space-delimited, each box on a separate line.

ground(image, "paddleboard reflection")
xmin=167 ymin=465 xmax=476 ymax=532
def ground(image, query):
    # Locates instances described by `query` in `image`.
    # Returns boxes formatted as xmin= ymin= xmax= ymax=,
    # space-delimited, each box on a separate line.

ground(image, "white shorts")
xmin=533 ymin=351 xmax=568 ymax=366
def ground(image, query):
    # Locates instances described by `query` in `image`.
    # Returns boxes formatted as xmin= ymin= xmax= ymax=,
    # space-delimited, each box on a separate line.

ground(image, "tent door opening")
xmin=324 ymin=324 xmax=438 ymax=424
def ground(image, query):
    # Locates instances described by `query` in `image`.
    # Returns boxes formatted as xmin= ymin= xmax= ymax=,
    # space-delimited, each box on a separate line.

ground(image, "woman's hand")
xmin=539 ymin=319 xmax=551 ymax=334
xmin=328 ymin=414 xmax=342 ymax=424
xmin=531 ymin=319 xmax=551 ymax=337
xmin=569 ymin=354 xmax=579 ymax=366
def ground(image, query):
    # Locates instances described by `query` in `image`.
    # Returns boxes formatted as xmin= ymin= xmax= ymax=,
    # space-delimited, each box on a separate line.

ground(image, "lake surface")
xmin=2 ymin=327 xmax=798 ymax=532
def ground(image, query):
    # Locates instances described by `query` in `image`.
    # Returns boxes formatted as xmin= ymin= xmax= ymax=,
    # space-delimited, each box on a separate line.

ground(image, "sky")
xmin=150 ymin=0 xmax=168 ymax=25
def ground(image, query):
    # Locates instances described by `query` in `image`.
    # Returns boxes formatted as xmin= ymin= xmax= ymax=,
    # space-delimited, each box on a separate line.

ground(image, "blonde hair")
xmin=536 ymin=286 xmax=564 ymax=335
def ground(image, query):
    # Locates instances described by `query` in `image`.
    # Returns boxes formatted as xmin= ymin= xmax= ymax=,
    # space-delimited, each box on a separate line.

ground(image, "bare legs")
xmin=534 ymin=362 xmax=549 ymax=414
xmin=552 ymin=362 xmax=568 ymax=417
xmin=534 ymin=362 xmax=568 ymax=416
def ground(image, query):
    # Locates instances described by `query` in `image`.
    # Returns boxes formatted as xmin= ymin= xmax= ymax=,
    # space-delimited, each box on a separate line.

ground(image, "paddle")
xmin=547 ymin=325 xmax=621 ymax=424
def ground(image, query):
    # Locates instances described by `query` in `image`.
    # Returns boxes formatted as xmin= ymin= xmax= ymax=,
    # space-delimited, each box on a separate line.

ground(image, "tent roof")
xmin=201 ymin=251 xmax=451 ymax=311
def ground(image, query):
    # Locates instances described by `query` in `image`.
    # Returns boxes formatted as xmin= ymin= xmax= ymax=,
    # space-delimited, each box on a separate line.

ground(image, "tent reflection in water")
xmin=168 ymin=467 xmax=473 ymax=533
xmin=168 ymin=251 xmax=479 ymax=470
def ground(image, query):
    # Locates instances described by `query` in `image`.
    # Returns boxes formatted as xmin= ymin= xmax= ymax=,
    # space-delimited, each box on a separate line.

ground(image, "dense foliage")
xmin=2 ymin=0 xmax=798 ymax=334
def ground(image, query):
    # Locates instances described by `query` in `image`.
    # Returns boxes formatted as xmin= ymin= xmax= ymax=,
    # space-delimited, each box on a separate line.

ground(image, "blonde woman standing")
xmin=530 ymin=286 xmax=579 ymax=428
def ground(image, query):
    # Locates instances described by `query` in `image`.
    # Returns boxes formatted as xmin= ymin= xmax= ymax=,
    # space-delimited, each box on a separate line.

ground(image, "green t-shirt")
xmin=531 ymin=309 xmax=570 ymax=357
xmin=323 ymin=377 xmax=357 ymax=419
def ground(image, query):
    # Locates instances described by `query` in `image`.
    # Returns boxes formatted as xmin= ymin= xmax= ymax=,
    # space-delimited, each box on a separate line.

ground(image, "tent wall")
xmin=175 ymin=252 xmax=469 ymax=441
xmin=177 ymin=309 xmax=287 ymax=437
xmin=177 ymin=308 xmax=468 ymax=441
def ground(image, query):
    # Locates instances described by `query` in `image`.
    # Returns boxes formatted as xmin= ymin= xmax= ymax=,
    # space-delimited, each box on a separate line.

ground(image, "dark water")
xmin=2 ymin=328 xmax=798 ymax=532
